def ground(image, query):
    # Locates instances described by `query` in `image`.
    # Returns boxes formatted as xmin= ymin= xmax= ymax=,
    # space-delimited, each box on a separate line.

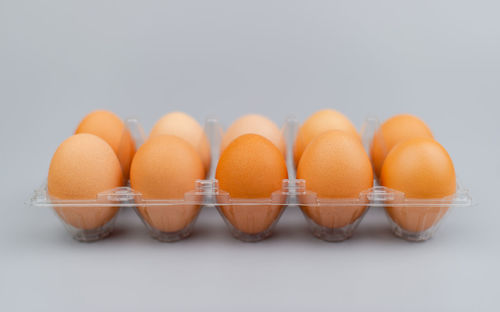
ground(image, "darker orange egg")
xmin=216 ymin=134 xmax=288 ymax=235
xmin=380 ymin=138 xmax=456 ymax=232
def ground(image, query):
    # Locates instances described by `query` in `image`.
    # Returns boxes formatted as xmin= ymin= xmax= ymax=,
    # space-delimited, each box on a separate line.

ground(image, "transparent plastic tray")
xmin=30 ymin=117 xmax=472 ymax=243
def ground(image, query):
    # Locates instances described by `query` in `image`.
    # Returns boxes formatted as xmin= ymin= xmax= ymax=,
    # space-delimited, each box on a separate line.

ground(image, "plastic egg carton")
xmin=29 ymin=117 xmax=472 ymax=243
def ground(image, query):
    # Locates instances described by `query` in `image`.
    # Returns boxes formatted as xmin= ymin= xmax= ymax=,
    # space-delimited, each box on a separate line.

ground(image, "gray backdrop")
xmin=1 ymin=1 xmax=499 ymax=311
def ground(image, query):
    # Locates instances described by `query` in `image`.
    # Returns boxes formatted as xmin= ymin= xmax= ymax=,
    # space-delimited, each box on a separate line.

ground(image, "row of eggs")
xmin=47 ymin=110 xmax=456 ymax=241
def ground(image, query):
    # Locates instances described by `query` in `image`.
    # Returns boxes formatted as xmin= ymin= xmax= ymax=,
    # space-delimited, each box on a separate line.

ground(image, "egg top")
xmin=371 ymin=114 xmax=433 ymax=178
xmin=297 ymin=130 xmax=373 ymax=198
xmin=380 ymin=138 xmax=456 ymax=198
xmin=48 ymin=133 xmax=124 ymax=199
xmin=220 ymin=114 xmax=286 ymax=156
xmin=149 ymin=112 xmax=211 ymax=175
xmin=75 ymin=110 xmax=135 ymax=180
xmin=294 ymin=109 xmax=359 ymax=167
xmin=216 ymin=134 xmax=288 ymax=198
xmin=130 ymin=135 xmax=205 ymax=199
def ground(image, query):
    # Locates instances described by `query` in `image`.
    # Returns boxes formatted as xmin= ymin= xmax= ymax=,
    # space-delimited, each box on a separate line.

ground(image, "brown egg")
xmin=216 ymin=134 xmax=288 ymax=235
xmin=150 ymin=112 xmax=211 ymax=175
xmin=48 ymin=134 xmax=124 ymax=230
xmin=294 ymin=109 xmax=359 ymax=166
xmin=297 ymin=130 xmax=373 ymax=228
xmin=371 ymin=114 xmax=433 ymax=178
xmin=380 ymin=138 xmax=456 ymax=232
xmin=130 ymin=135 xmax=205 ymax=233
xmin=75 ymin=110 xmax=135 ymax=179
xmin=221 ymin=114 xmax=286 ymax=156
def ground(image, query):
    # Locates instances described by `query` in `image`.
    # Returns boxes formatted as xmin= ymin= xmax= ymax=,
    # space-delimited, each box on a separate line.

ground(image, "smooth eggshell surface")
xmin=48 ymin=133 xmax=124 ymax=230
xmin=220 ymin=114 xmax=286 ymax=157
xmin=216 ymin=134 xmax=288 ymax=198
xmin=371 ymin=114 xmax=433 ymax=178
xmin=75 ymin=110 xmax=135 ymax=180
xmin=380 ymin=138 xmax=456 ymax=232
xmin=294 ymin=109 xmax=360 ymax=167
xmin=297 ymin=130 xmax=373 ymax=228
xmin=216 ymin=134 xmax=288 ymax=234
xmin=130 ymin=135 xmax=205 ymax=232
xmin=149 ymin=112 xmax=211 ymax=175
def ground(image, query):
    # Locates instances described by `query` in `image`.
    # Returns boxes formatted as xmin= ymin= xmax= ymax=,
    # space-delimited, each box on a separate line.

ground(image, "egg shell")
xmin=130 ymin=135 xmax=205 ymax=233
xmin=371 ymin=114 xmax=433 ymax=178
xmin=221 ymin=114 xmax=286 ymax=157
xmin=48 ymin=134 xmax=124 ymax=230
xmin=216 ymin=134 xmax=288 ymax=234
xmin=294 ymin=109 xmax=360 ymax=167
xmin=149 ymin=112 xmax=211 ymax=175
xmin=297 ymin=130 xmax=373 ymax=228
xmin=75 ymin=110 xmax=135 ymax=180
xmin=380 ymin=138 xmax=456 ymax=232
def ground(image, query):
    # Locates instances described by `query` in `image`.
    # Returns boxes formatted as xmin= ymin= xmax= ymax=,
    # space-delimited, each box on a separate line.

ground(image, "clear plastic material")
xmin=29 ymin=116 xmax=472 ymax=242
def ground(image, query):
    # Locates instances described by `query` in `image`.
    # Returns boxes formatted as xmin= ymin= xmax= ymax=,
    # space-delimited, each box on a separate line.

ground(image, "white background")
xmin=1 ymin=1 xmax=499 ymax=311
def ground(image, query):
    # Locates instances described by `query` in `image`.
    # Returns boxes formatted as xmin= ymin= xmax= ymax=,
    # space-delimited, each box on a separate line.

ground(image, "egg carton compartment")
xmin=30 ymin=176 xmax=471 ymax=242
xmin=29 ymin=115 xmax=472 ymax=243
xmin=285 ymin=116 xmax=472 ymax=242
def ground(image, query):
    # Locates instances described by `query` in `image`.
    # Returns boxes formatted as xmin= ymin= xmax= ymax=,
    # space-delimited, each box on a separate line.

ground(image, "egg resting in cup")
xmin=149 ymin=112 xmax=211 ymax=176
xmin=47 ymin=134 xmax=124 ymax=241
xmin=294 ymin=109 xmax=360 ymax=167
xmin=370 ymin=114 xmax=433 ymax=179
xmin=216 ymin=134 xmax=288 ymax=242
xmin=75 ymin=110 xmax=136 ymax=180
xmin=220 ymin=114 xmax=286 ymax=157
xmin=380 ymin=138 xmax=456 ymax=240
xmin=130 ymin=135 xmax=205 ymax=241
xmin=297 ymin=130 xmax=373 ymax=241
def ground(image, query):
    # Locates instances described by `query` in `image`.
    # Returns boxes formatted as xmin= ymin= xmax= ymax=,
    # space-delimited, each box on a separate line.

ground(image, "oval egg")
xmin=294 ymin=109 xmax=359 ymax=166
xmin=221 ymin=114 xmax=286 ymax=156
xmin=380 ymin=137 xmax=456 ymax=233
xmin=48 ymin=133 xmax=124 ymax=230
xmin=149 ymin=112 xmax=211 ymax=175
xmin=297 ymin=130 xmax=373 ymax=229
xmin=130 ymin=135 xmax=205 ymax=234
xmin=371 ymin=114 xmax=433 ymax=178
xmin=216 ymin=134 xmax=288 ymax=236
xmin=75 ymin=110 xmax=136 ymax=179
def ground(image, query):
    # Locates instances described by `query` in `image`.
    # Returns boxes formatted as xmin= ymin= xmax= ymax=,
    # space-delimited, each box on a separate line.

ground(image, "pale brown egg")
xmin=149 ymin=112 xmax=211 ymax=175
xmin=221 ymin=114 xmax=286 ymax=156
xmin=294 ymin=109 xmax=360 ymax=166
xmin=130 ymin=135 xmax=205 ymax=233
xmin=380 ymin=138 xmax=456 ymax=233
xmin=75 ymin=110 xmax=135 ymax=179
xmin=48 ymin=134 xmax=124 ymax=230
xmin=371 ymin=114 xmax=433 ymax=178
xmin=216 ymin=134 xmax=288 ymax=235
xmin=297 ymin=130 xmax=373 ymax=228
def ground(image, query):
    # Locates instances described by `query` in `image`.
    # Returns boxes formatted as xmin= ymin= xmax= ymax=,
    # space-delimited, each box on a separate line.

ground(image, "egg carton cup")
xmin=380 ymin=186 xmax=471 ymax=242
xmin=31 ymin=184 xmax=132 ymax=242
xmin=29 ymin=116 xmax=472 ymax=243
xmin=57 ymin=209 xmax=120 ymax=242
xmin=133 ymin=205 xmax=201 ymax=242
xmin=288 ymin=179 xmax=471 ymax=242
xmin=30 ymin=176 xmax=472 ymax=242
